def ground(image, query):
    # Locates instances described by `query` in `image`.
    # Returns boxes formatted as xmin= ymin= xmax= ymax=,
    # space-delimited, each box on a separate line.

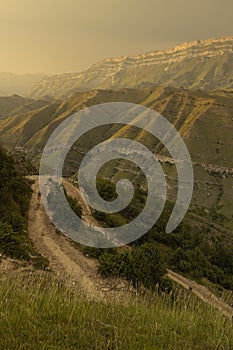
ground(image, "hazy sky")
xmin=0 ymin=0 xmax=232 ymax=74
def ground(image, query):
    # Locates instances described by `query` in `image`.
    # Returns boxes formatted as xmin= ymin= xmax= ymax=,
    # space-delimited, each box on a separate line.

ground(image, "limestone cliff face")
xmin=93 ymin=37 xmax=233 ymax=69
xmin=30 ymin=37 xmax=233 ymax=99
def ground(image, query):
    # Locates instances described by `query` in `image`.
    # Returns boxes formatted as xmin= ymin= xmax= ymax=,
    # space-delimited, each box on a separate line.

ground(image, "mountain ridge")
xmin=30 ymin=36 xmax=233 ymax=99
xmin=94 ymin=36 xmax=233 ymax=67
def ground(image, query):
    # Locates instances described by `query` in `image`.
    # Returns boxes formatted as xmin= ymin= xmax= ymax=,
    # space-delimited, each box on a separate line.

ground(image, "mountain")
xmin=0 ymin=95 xmax=32 ymax=120
xmin=30 ymin=37 xmax=233 ymax=99
xmin=2 ymin=87 xmax=233 ymax=166
xmin=0 ymin=73 xmax=47 ymax=97
xmin=1 ymin=86 xmax=233 ymax=230
xmin=0 ymin=94 xmax=52 ymax=120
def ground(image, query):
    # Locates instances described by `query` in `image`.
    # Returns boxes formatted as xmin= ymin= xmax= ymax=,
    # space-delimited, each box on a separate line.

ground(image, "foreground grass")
xmin=0 ymin=273 xmax=232 ymax=350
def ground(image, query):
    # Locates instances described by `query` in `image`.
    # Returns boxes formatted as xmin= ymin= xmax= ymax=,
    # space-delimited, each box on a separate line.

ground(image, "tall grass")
xmin=0 ymin=272 xmax=232 ymax=350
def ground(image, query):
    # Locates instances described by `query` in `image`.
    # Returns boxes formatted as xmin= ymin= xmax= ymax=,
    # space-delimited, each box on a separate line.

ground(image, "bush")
xmin=98 ymin=243 xmax=166 ymax=291
xmin=130 ymin=243 xmax=166 ymax=290
xmin=98 ymin=249 xmax=131 ymax=278
xmin=0 ymin=222 xmax=30 ymax=260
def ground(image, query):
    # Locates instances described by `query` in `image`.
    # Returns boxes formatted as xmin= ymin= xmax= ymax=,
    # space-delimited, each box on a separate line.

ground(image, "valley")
xmin=0 ymin=34 xmax=233 ymax=349
xmin=0 ymin=86 xmax=233 ymax=229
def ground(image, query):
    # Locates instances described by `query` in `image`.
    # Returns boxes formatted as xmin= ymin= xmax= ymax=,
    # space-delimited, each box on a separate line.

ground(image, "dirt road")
xmin=28 ymin=177 xmax=128 ymax=301
xmin=27 ymin=176 xmax=233 ymax=318
xmin=167 ymin=270 xmax=233 ymax=319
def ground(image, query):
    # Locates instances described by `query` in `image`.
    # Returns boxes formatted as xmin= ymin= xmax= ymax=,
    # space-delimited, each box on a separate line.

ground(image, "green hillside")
xmin=0 ymin=146 xmax=46 ymax=268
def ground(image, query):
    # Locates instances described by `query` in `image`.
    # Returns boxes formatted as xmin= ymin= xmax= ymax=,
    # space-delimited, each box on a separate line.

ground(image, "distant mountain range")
xmin=0 ymin=73 xmax=46 ymax=97
xmin=29 ymin=36 xmax=233 ymax=99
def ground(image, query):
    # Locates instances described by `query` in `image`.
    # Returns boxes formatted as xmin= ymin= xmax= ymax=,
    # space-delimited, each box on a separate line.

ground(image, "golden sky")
xmin=0 ymin=0 xmax=232 ymax=74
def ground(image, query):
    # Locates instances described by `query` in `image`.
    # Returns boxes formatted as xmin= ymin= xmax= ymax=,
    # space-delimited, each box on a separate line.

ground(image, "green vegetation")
xmin=86 ymin=178 xmax=233 ymax=292
xmin=98 ymin=244 xmax=166 ymax=291
xmin=92 ymin=178 xmax=146 ymax=228
xmin=1 ymin=273 xmax=232 ymax=350
xmin=0 ymin=146 xmax=47 ymax=268
xmin=139 ymin=207 xmax=233 ymax=290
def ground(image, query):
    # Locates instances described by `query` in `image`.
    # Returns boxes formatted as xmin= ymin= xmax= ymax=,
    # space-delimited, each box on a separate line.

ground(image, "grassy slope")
xmin=0 ymin=273 xmax=232 ymax=350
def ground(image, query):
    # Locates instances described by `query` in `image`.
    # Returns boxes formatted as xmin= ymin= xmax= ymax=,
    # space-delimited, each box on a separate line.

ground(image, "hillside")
xmin=0 ymin=172 xmax=232 ymax=349
xmin=0 ymin=146 xmax=46 ymax=267
xmin=0 ymin=86 xmax=233 ymax=294
xmin=1 ymin=87 xmax=233 ymax=229
xmin=0 ymin=175 xmax=233 ymax=349
xmin=0 ymin=94 xmax=51 ymax=120
xmin=1 ymin=272 xmax=233 ymax=350
xmin=2 ymin=87 xmax=233 ymax=166
xmin=30 ymin=37 xmax=233 ymax=99
xmin=0 ymin=110 xmax=233 ymax=349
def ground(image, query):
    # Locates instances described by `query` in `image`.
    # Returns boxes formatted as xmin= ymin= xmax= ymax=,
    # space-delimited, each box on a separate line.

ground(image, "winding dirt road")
xmin=27 ymin=176 xmax=233 ymax=318
xmin=28 ymin=177 xmax=128 ymax=301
